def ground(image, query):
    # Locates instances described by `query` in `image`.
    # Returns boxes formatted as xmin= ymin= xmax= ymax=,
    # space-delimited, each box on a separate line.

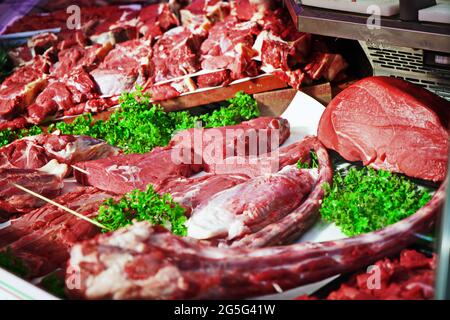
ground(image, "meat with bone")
xmin=66 ymin=175 xmax=445 ymax=300
xmin=199 ymin=16 xmax=260 ymax=83
xmin=90 ymin=38 xmax=153 ymax=96
xmin=318 ymin=76 xmax=450 ymax=182
xmin=169 ymin=116 xmax=290 ymax=171
xmin=0 ymin=187 xmax=117 ymax=278
xmin=0 ymin=163 xmax=66 ymax=220
xmin=0 ymin=133 xmax=120 ymax=172
xmin=74 ymin=146 xmax=200 ymax=195
xmin=186 ymin=166 xmax=318 ymax=241
xmin=155 ymin=173 xmax=249 ymax=214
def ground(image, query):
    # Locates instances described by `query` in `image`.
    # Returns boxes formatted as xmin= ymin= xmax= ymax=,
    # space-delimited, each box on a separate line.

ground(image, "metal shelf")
xmin=285 ymin=0 xmax=450 ymax=53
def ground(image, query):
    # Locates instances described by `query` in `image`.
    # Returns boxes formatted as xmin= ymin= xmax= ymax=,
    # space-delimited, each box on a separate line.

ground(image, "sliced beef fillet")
xmin=0 ymin=133 xmax=120 ymax=172
xmin=318 ymin=76 xmax=450 ymax=182
xmin=74 ymin=147 xmax=201 ymax=195
xmin=155 ymin=173 xmax=249 ymax=214
xmin=169 ymin=117 xmax=290 ymax=171
xmin=0 ymin=161 xmax=67 ymax=219
xmin=137 ymin=3 xmax=179 ymax=38
xmin=0 ymin=187 xmax=117 ymax=277
xmin=186 ymin=166 xmax=318 ymax=241
xmin=90 ymin=39 xmax=153 ymax=96
xmin=200 ymin=16 xmax=260 ymax=83
xmin=66 ymin=175 xmax=445 ymax=300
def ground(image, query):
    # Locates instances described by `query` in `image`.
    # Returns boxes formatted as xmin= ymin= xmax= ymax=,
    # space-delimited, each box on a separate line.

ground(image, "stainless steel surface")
xmin=360 ymin=42 xmax=450 ymax=100
xmin=285 ymin=0 xmax=450 ymax=53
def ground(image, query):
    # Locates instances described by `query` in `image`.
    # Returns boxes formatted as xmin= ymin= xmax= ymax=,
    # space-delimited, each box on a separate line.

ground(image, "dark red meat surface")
xmin=318 ymin=76 xmax=450 ymax=182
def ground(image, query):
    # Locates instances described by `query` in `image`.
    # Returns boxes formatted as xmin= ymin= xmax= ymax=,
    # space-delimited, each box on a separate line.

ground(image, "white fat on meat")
xmin=38 ymin=159 xmax=68 ymax=178
xmin=106 ymin=165 xmax=142 ymax=183
xmin=186 ymin=166 xmax=318 ymax=240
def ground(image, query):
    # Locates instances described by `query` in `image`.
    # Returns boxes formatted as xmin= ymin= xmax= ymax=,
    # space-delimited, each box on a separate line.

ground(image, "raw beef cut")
xmin=27 ymin=69 xmax=99 ymax=124
xmin=180 ymin=0 xmax=230 ymax=36
xmin=138 ymin=3 xmax=179 ymax=37
xmin=0 ymin=56 xmax=50 ymax=125
xmin=74 ymin=147 xmax=200 ymax=195
xmin=150 ymin=26 xmax=204 ymax=83
xmin=200 ymin=16 xmax=260 ymax=83
xmin=297 ymin=249 xmax=436 ymax=300
xmin=0 ymin=164 xmax=66 ymax=219
xmin=90 ymin=39 xmax=153 ymax=96
xmin=318 ymin=76 xmax=450 ymax=182
xmin=7 ymin=45 xmax=33 ymax=67
xmin=207 ymin=136 xmax=319 ymax=178
xmin=304 ymin=52 xmax=348 ymax=82
xmin=155 ymin=173 xmax=249 ymax=213
xmin=0 ymin=187 xmax=117 ymax=277
xmin=186 ymin=166 xmax=317 ymax=240
xmin=169 ymin=116 xmax=290 ymax=171
xmin=0 ymin=133 xmax=120 ymax=173
xmin=66 ymin=175 xmax=445 ymax=299
xmin=50 ymin=44 xmax=112 ymax=79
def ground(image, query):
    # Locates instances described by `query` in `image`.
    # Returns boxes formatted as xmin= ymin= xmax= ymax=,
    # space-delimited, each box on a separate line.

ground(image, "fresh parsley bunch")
xmin=320 ymin=167 xmax=432 ymax=236
xmin=95 ymin=185 xmax=188 ymax=236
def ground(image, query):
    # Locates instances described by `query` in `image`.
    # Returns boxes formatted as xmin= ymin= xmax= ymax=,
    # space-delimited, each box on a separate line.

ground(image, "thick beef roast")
xmin=318 ymin=76 xmax=450 ymax=182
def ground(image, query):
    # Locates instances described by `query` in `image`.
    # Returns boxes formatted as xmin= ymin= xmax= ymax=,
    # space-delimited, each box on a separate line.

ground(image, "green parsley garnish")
xmin=0 ymin=247 xmax=29 ymax=277
xmin=40 ymin=273 xmax=66 ymax=298
xmin=320 ymin=167 xmax=432 ymax=236
xmin=297 ymin=151 xmax=319 ymax=169
xmin=46 ymin=89 xmax=259 ymax=154
xmin=0 ymin=126 xmax=43 ymax=148
xmin=94 ymin=185 xmax=187 ymax=236
xmin=0 ymin=46 xmax=12 ymax=83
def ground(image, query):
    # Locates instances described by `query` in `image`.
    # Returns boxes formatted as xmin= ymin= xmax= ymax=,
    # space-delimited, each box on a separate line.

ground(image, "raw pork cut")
xmin=66 ymin=176 xmax=445 ymax=299
xmin=318 ymin=76 xmax=450 ymax=182
xmin=0 ymin=187 xmax=116 ymax=277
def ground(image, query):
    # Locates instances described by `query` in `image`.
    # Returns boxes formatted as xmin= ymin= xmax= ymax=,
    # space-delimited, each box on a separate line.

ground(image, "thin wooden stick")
xmin=71 ymin=165 xmax=90 ymax=175
xmin=11 ymin=183 xmax=110 ymax=231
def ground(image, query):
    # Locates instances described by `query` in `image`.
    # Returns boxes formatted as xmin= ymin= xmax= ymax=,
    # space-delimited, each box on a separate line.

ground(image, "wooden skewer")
xmin=11 ymin=183 xmax=110 ymax=231
xmin=71 ymin=165 xmax=90 ymax=175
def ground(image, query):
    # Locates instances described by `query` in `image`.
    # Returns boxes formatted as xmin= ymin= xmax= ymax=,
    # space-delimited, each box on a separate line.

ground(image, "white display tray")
xmin=0 ymin=91 xmax=345 ymax=300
